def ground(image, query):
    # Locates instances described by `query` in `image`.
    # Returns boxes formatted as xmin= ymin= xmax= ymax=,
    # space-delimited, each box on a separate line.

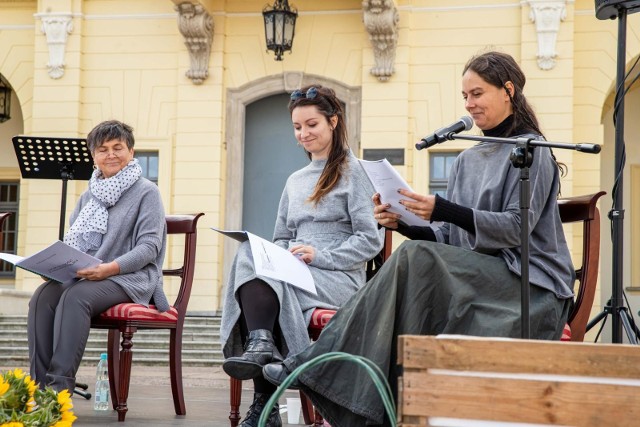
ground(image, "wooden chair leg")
xmin=313 ymin=407 xmax=325 ymax=426
xmin=169 ymin=328 xmax=186 ymax=415
xmin=115 ymin=327 xmax=135 ymax=422
xmin=300 ymin=391 xmax=315 ymax=425
xmin=229 ymin=377 xmax=242 ymax=427
xmin=107 ymin=329 xmax=120 ymax=411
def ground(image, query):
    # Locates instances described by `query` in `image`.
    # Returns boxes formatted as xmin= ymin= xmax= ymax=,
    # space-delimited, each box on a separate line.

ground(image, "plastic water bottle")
xmin=94 ymin=353 xmax=110 ymax=411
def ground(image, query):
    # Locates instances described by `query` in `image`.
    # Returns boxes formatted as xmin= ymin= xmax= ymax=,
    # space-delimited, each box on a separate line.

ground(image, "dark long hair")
xmin=288 ymin=85 xmax=349 ymax=205
xmin=463 ymin=51 xmax=567 ymax=177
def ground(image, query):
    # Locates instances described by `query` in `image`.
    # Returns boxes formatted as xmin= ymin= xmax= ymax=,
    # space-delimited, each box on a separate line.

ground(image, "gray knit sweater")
xmin=69 ymin=178 xmax=169 ymax=311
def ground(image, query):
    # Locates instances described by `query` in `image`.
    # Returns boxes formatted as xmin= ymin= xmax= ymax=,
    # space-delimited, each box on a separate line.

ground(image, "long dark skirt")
xmin=283 ymin=240 xmax=571 ymax=426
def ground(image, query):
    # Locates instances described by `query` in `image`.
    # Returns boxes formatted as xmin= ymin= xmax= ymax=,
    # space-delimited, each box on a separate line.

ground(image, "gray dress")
xmin=220 ymin=152 xmax=384 ymax=358
xmin=283 ymin=142 xmax=575 ymax=426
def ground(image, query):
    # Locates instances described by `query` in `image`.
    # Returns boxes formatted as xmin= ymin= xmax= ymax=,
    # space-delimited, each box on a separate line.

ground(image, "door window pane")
xmin=429 ymin=152 xmax=460 ymax=197
xmin=134 ymin=152 xmax=159 ymax=184
xmin=0 ymin=182 xmax=19 ymax=277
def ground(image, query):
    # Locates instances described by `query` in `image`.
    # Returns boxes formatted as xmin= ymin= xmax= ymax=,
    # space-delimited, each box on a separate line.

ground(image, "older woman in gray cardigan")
xmin=220 ymin=85 xmax=383 ymax=427
xmin=27 ymin=120 xmax=167 ymax=394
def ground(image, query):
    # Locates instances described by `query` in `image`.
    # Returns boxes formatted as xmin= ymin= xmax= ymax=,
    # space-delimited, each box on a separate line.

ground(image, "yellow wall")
xmin=0 ymin=0 xmax=638 ymax=323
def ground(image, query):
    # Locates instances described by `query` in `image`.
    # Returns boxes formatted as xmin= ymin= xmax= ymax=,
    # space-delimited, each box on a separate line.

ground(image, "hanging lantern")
xmin=0 ymin=75 xmax=11 ymax=123
xmin=262 ymin=0 xmax=298 ymax=61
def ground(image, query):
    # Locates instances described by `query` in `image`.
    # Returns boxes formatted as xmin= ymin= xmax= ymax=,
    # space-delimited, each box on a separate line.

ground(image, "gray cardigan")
xmin=69 ymin=178 xmax=169 ymax=311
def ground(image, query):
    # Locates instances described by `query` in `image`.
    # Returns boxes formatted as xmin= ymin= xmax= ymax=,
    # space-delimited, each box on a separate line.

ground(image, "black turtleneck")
xmin=483 ymin=114 xmax=535 ymax=138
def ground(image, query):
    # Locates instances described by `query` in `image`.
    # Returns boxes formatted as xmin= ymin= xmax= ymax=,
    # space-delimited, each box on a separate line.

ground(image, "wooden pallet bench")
xmin=397 ymin=335 xmax=640 ymax=427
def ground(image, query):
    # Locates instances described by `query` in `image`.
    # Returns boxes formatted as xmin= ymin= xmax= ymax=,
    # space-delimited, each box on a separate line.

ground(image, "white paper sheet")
xmin=211 ymin=228 xmax=317 ymax=295
xmin=358 ymin=158 xmax=430 ymax=227
xmin=0 ymin=240 xmax=102 ymax=283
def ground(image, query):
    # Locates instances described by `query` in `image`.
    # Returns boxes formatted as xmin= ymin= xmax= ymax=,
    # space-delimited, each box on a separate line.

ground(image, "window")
xmin=0 ymin=182 xmax=19 ymax=277
xmin=134 ymin=151 xmax=159 ymax=184
xmin=429 ymin=152 xmax=460 ymax=197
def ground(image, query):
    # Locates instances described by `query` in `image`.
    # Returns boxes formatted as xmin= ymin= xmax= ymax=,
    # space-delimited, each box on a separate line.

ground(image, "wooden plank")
xmin=426 ymin=418 xmax=575 ymax=427
xmin=400 ymin=371 xmax=640 ymax=427
xmin=398 ymin=335 xmax=640 ymax=378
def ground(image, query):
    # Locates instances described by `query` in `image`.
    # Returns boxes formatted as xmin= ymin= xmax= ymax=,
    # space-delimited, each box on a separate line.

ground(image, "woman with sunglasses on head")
xmin=262 ymin=51 xmax=575 ymax=426
xmin=220 ymin=85 xmax=384 ymax=426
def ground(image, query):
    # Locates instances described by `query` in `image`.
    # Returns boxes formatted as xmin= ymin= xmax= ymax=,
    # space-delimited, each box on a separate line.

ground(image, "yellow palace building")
xmin=0 ymin=0 xmax=639 ymax=342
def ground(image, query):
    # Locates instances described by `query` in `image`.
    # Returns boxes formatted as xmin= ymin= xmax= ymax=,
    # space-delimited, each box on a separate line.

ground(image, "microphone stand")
xmin=442 ymin=133 xmax=600 ymax=338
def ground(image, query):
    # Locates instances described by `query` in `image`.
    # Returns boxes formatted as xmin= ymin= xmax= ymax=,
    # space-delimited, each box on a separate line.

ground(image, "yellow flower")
xmin=10 ymin=369 xmax=25 ymax=379
xmin=23 ymin=375 xmax=37 ymax=395
xmin=51 ymin=410 xmax=77 ymax=427
xmin=57 ymin=389 xmax=74 ymax=413
xmin=1 ymin=369 xmax=76 ymax=426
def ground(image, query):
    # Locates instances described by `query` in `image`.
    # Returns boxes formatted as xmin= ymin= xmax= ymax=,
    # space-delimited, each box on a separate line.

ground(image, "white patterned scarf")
xmin=64 ymin=158 xmax=142 ymax=252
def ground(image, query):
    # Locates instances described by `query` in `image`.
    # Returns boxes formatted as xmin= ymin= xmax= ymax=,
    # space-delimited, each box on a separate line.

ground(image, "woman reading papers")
xmin=220 ymin=85 xmax=383 ymax=426
xmin=28 ymin=120 xmax=168 ymax=395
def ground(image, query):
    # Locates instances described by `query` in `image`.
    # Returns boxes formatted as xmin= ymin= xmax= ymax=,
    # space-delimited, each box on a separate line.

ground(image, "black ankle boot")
xmin=240 ymin=393 xmax=282 ymax=427
xmin=223 ymin=329 xmax=284 ymax=380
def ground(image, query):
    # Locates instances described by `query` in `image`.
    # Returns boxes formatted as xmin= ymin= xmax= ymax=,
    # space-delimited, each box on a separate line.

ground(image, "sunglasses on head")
xmin=290 ymin=87 xmax=318 ymax=101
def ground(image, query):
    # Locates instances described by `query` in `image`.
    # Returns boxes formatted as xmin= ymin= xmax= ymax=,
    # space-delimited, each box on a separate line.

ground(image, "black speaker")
xmin=595 ymin=0 xmax=640 ymax=20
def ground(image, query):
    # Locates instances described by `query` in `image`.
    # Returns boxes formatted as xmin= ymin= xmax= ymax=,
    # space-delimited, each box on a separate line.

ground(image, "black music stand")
xmin=12 ymin=136 xmax=93 ymax=241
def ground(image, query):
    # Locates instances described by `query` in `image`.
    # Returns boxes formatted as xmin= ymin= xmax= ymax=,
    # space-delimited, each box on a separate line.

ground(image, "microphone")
xmin=416 ymin=116 xmax=474 ymax=150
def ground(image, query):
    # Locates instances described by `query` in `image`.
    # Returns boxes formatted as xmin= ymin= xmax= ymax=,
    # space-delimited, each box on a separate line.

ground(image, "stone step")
xmin=0 ymin=322 xmax=220 ymax=332
xmin=0 ymin=314 xmax=221 ymax=325
xmin=0 ymin=353 xmax=226 ymax=368
xmin=0 ymin=337 xmax=223 ymax=351
xmin=0 ymin=315 xmax=224 ymax=367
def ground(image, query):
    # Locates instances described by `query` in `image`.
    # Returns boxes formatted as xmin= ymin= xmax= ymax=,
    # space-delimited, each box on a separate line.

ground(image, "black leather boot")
xmin=223 ymin=329 xmax=284 ymax=380
xmin=240 ymin=393 xmax=282 ymax=427
xmin=263 ymin=362 xmax=300 ymax=390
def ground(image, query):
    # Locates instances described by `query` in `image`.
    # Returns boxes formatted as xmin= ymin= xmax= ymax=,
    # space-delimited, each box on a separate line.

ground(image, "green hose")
xmin=258 ymin=351 xmax=396 ymax=426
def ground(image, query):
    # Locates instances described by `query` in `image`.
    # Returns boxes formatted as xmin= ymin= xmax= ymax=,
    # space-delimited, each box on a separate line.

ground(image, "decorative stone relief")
xmin=37 ymin=13 xmax=73 ymax=79
xmin=527 ymin=0 xmax=567 ymax=70
xmin=362 ymin=0 xmax=399 ymax=82
xmin=283 ymin=72 xmax=304 ymax=92
xmin=175 ymin=1 xmax=214 ymax=85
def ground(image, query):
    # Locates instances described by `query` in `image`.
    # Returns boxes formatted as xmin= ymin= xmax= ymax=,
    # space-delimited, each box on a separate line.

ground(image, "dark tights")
xmin=238 ymin=278 xmax=280 ymax=394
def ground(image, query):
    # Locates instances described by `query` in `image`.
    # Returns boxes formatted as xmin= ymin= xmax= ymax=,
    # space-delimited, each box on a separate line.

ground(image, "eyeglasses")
xmin=290 ymin=87 xmax=318 ymax=101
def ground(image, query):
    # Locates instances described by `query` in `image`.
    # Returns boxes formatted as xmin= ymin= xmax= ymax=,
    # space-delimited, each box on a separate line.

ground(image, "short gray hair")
xmin=87 ymin=120 xmax=135 ymax=153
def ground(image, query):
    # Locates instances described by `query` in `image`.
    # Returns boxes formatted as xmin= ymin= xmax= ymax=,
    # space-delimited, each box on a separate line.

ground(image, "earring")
xmin=93 ymin=164 xmax=98 ymax=170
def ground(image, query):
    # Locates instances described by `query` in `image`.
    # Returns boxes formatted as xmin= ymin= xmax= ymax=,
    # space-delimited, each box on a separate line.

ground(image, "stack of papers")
xmin=212 ymin=228 xmax=317 ymax=295
xmin=0 ymin=241 xmax=102 ymax=283
xmin=358 ymin=158 xmax=430 ymax=227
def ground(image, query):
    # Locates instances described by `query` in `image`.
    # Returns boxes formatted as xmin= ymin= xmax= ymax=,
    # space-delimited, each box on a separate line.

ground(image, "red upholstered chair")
xmin=90 ymin=213 xmax=204 ymax=422
xmin=557 ymin=191 xmax=605 ymax=342
xmin=228 ymin=229 xmax=393 ymax=427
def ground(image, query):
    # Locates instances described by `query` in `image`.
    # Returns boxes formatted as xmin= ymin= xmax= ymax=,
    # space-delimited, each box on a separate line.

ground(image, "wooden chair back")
xmin=557 ymin=191 xmax=605 ymax=341
xmin=397 ymin=335 xmax=640 ymax=426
